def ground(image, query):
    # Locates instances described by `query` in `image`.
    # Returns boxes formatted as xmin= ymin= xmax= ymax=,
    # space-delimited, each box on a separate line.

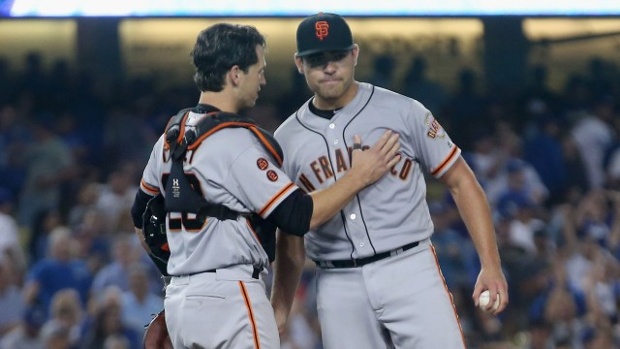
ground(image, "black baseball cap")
xmin=296 ymin=12 xmax=355 ymax=57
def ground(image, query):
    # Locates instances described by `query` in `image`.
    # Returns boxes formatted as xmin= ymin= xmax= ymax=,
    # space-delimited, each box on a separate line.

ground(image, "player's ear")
xmin=294 ymin=54 xmax=304 ymax=74
xmin=229 ymin=65 xmax=242 ymax=87
xmin=352 ymin=44 xmax=360 ymax=67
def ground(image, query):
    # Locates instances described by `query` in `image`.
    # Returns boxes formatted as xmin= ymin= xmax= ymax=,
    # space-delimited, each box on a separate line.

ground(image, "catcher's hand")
xmin=143 ymin=309 xmax=173 ymax=349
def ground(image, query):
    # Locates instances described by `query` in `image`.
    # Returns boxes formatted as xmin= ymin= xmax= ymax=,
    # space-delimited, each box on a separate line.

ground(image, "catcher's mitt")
xmin=143 ymin=309 xmax=173 ymax=349
xmin=143 ymin=194 xmax=170 ymax=275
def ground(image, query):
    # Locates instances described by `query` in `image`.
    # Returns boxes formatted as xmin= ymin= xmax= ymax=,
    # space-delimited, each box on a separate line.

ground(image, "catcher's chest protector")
xmin=162 ymin=107 xmax=283 ymax=261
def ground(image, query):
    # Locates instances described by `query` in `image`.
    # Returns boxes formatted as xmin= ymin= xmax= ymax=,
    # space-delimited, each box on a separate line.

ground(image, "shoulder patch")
xmin=425 ymin=113 xmax=446 ymax=139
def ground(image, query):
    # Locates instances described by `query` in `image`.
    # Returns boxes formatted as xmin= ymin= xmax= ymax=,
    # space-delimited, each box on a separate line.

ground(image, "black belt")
xmin=174 ymin=266 xmax=261 ymax=279
xmin=314 ymin=241 xmax=420 ymax=269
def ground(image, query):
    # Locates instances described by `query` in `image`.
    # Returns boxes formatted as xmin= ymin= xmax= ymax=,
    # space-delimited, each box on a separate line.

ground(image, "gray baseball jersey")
xmin=274 ymin=82 xmax=461 ymax=262
xmin=140 ymin=111 xmax=298 ymax=276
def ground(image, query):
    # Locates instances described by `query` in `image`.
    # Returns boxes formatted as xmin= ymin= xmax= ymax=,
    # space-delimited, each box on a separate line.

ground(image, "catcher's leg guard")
xmin=143 ymin=309 xmax=173 ymax=349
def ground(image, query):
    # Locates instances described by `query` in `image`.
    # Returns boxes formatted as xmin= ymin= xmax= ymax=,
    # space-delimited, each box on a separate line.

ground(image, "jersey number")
xmin=161 ymin=173 xmax=205 ymax=232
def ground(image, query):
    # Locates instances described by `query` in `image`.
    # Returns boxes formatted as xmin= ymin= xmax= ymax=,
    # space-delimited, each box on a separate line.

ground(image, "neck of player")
xmin=198 ymin=91 xmax=239 ymax=114
xmin=312 ymin=81 xmax=359 ymax=111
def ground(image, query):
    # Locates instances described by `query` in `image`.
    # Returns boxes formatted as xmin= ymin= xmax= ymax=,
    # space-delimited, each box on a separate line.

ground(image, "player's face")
xmin=237 ymin=45 xmax=267 ymax=110
xmin=296 ymin=45 xmax=359 ymax=109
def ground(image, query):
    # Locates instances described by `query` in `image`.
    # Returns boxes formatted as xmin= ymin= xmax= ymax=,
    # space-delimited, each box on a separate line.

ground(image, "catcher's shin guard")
xmin=143 ymin=309 xmax=173 ymax=349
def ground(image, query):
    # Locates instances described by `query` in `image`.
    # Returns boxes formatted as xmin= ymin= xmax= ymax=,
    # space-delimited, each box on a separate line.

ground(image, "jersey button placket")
xmin=349 ymin=213 xmax=367 ymax=248
xmin=326 ymin=123 xmax=339 ymax=151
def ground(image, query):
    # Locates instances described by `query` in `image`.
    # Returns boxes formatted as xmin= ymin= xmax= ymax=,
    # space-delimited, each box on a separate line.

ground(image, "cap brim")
xmin=296 ymin=44 xmax=355 ymax=57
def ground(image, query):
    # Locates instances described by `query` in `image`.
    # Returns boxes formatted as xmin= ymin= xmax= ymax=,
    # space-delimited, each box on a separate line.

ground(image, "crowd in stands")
xmin=0 ymin=49 xmax=619 ymax=349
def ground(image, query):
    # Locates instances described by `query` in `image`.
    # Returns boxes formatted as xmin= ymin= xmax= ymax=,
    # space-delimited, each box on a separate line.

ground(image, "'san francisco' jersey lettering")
xmin=301 ymin=149 xmax=414 ymax=189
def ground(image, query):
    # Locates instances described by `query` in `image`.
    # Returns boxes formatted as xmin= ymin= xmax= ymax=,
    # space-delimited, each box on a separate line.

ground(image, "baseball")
xmin=478 ymin=290 xmax=500 ymax=311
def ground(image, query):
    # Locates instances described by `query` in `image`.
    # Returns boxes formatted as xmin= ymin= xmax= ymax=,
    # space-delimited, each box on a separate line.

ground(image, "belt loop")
xmin=252 ymin=266 xmax=261 ymax=279
xmin=320 ymin=261 xmax=333 ymax=268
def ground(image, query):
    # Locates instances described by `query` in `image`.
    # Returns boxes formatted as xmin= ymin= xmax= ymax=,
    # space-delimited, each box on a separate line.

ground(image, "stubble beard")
xmin=315 ymin=80 xmax=349 ymax=104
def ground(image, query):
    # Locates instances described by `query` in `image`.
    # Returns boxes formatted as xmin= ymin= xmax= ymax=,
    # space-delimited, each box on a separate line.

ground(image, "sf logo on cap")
xmin=315 ymin=21 xmax=329 ymax=40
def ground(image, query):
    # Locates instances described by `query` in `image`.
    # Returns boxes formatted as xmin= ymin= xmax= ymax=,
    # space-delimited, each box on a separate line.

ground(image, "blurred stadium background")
xmin=0 ymin=2 xmax=620 ymax=348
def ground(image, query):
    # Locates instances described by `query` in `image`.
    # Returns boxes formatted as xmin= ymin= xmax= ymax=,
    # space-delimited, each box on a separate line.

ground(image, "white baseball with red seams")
xmin=479 ymin=290 xmax=501 ymax=311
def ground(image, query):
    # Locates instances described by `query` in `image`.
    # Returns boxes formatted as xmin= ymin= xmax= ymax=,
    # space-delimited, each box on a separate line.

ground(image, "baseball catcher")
xmin=136 ymin=109 xmax=287 ymax=348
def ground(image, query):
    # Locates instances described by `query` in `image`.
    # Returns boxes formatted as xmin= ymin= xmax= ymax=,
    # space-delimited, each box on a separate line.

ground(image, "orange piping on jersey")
xmin=239 ymin=281 xmax=261 ymax=349
xmin=187 ymin=122 xmax=256 ymax=150
xmin=430 ymin=145 xmax=460 ymax=177
xmin=430 ymin=245 xmax=467 ymax=347
xmin=140 ymin=179 xmax=160 ymax=196
xmin=258 ymin=182 xmax=296 ymax=217
xmin=245 ymin=220 xmax=261 ymax=242
xmin=248 ymin=126 xmax=283 ymax=167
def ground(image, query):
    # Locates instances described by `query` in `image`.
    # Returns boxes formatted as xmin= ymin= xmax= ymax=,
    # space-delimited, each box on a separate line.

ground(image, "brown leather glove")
xmin=143 ymin=309 xmax=173 ymax=349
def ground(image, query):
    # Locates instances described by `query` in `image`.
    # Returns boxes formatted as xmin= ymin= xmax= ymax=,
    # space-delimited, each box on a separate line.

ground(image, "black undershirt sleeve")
xmin=130 ymin=189 xmax=154 ymax=229
xmin=267 ymin=188 xmax=313 ymax=237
